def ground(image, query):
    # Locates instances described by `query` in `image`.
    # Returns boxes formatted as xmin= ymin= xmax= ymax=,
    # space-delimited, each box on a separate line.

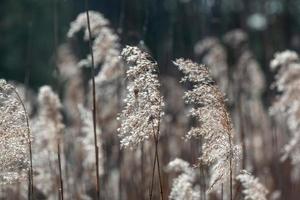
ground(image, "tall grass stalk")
xmin=12 ymin=88 xmax=33 ymax=200
xmin=149 ymin=146 xmax=157 ymax=200
xmin=52 ymin=1 xmax=64 ymax=199
xmin=57 ymin=140 xmax=64 ymax=200
xmin=140 ymin=144 xmax=145 ymax=200
xmin=149 ymin=103 xmax=164 ymax=200
xmin=84 ymin=0 xmax=100 ymax=199
xmin=154 ymin=123 xmax=164 ymax=200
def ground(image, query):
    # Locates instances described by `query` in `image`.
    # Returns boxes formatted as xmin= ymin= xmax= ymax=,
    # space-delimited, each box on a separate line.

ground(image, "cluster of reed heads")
xmin=1 ymin=9 xmax=300 ymax=200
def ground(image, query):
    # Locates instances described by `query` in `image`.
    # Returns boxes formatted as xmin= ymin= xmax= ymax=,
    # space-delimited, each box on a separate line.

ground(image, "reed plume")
xmin=194 ymin=37 xmax=229 ymax=94
xmin=32 ymin=85 xmax=65 ymax=198
xmin=269 ymin=50 xmax=300 ymax=180
xmin=236 ymin=170 xmax=268 ymax=200
xmin=174 ymin=59 xmax=240 ymax=195
xmin=0 ymin=79 xmax=31 ymax=185
xmin=34 ymin=86 xmax=64 ymax=147
xmin=167 ymin=158 xmax=200 ymax=200
xmin=118 ymin=46 xmax=164 ymax=148
xmin=67 ymin=11 xmax=123 ymax=83
xmin=78 ymin=104 xmax=104 ymax=176
xmin=118 ymin=45 xmax=165 ymax=199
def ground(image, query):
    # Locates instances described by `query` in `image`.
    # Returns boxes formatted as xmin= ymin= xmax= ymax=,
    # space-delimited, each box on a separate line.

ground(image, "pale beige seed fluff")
xmin=167 ymin=158 xmax=200 ymax=200
xmin=117 ymin=46 xmax=164 ymax=149
xmin=0 ymin=79 xmax=30 ymax=184
xmin=237 ymin=170 xmax=268 ymax=200
xmin=174 ymin=59 xmax=240 ymax=192
xmin=269 ymin=50 xmax=300 ymax=181
xmin=67 ymin=11 xmax=123 ymax=83
xmin=32 ymin=85 xmax=65 ymax=198
xmin=78 ymin=104 xmax=104 ymax=176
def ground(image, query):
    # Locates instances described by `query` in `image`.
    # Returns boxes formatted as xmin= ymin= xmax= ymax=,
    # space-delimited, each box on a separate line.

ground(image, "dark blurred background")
xmin=1 ymin=0 xmax=300 ymax=89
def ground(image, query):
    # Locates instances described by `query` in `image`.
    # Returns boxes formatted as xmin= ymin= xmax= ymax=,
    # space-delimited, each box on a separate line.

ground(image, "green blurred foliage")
xmin=0 ymin=0 xmax=73 ymax=89
xmin=2 ymin=0 xmax=300 ymax=89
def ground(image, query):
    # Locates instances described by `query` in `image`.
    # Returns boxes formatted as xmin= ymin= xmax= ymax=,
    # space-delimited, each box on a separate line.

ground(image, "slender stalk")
xmin=221 ymin=183 xmax=224 ymax=200
xmin=199 ymin=165 xmax=206 ymax=200
xmin=23 ymin=23 xmax=33 ymax=198
xmin=149 ymin=139 xmax=164 ymax=200
xmin=52 ymin=1 xmax=64 ymax=198
xmin=229 ymin=136 xmax=233 ymax=200
xmin=149 ymin=148 xmax=157 ymax=200
xmin=222 ymin=100 xmax=233 ymax=200
xmin=84 ymin=0 xmax=100 ymax=199
xmin=154 ymin=136 xmax=164 ymax=200
xmin=199 ymin=167 xmax=202 ymax=200
xmin=28 ymin=138 xmax=34 ymax=200
xmin=95 ymin=145 xmax=100 ymax=197
xmin=141 ymin=144 xmax=145 ymax=200
xmin=22 ymin=58 xmax=33 ymax=200
xmin=149 ymin=104 xmax=164 ymax=200
xmin=57 ymin=140 xmax=64 ymax=200
xmin=12 ymin=89 xmax=33 ymax=200
xmin=238 ymin=100 xmax=246 ymax=169
xmin=27 ymin=170 xmax=31 ymax=200
xmin=118 ymin=148 xmax=123 ymax=200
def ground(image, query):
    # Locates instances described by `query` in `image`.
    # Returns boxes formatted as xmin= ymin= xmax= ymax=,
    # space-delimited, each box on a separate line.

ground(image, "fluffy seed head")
xmin=67 ymin=11 xmax=123 ymax=83
xmin=175 ymin=59 xmax=240 ymax=191
xmin=117 ymin=46 xmax=164 ymax=148
xmin=167 ymin=158 xmax=200 ymax=200
xmin=270 ymin=50 xmax=299 ymax=70
xmin=0 ymin=79 xmax=30 ymax=184
xmin=237 ymin=170 xmax=268 ymax=200
xmin=269 ymin=50 xmax=300 ymax=181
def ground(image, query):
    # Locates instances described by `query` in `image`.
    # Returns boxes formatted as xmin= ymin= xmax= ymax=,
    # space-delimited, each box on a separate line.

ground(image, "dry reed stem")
xmin=12 ymin=88 xmax=33 ymax=200
xmin=140 ymin=144 xmax=145 ymax=200
xmin=84 ymin=0 xmax=100 ymax=199
xmin=149 ymin=97 xmax=164 ymax=200
xmin=149 ymin=146 xmax=157 ymax=200
xmin=57 ymin=140 xmax=64 ymax=200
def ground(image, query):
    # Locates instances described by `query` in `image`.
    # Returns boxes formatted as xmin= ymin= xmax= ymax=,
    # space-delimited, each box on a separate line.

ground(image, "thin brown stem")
xmin=95 ymin=145 xmax=100 ymax=198
xmin=149 ymin=148 xmax=157 ymax=200
xmin=149 ymin=105 xmax=164 ymax=200
xmin=155 ymin=100 xmax=164 ymax=200
xmin=12 ymin=89 xmax=33 ymax=200
xmin=221 ymin=183 xmax=224 ymax=200
xmin=199 ymin=165 xmax=206 ymax=200
xmin=118 ymin=147 xmax=123 ymax=200
xmin=229 ymin=136 xmax=233 ymax=200
xmin=222 ymin=103 xmax=233 ymax=200
xmin=238 ymin=98 xmax=246 ymax=169
xmin=199 ymin=167 xmax=202 ymax=200
xmin=57 ymin=140 xmax=64 ymax=200
xmin=154 ymin=136 xmax=164 ymax=200
xmin=28 ymin=139 xmax=33 ymax=200
xmin=141 ymin=144 xmax=145 ymax=200
xmin=84 ymin=0 xmax=100 ymax=199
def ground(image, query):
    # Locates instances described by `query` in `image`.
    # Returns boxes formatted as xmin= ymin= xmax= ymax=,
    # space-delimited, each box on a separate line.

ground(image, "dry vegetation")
xmin=1 ymin=9 xmax=300 ymax=200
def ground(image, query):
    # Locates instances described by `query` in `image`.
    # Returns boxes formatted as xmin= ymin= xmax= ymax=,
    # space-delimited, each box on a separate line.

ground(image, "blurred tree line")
xmin=1 ymin=0 xmax=300 ymax=90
